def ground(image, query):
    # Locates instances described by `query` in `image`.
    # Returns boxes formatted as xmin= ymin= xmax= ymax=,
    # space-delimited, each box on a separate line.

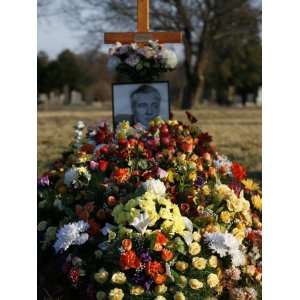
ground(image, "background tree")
xmin=60 ymin=0 xmax=261 ymax=109
xmin=206 ymin=34 xmax=262 ymax=105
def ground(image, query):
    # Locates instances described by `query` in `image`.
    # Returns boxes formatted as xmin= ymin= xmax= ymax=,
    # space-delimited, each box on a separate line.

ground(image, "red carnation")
xmin=98 ymin=160 xmax=109 ymax=172
xmin=231 ymin=162 xmax=247 ymax=181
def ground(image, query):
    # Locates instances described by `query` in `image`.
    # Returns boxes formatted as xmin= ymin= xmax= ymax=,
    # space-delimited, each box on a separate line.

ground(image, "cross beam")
xmin=104 ymin=0 xmax=182 ymax=45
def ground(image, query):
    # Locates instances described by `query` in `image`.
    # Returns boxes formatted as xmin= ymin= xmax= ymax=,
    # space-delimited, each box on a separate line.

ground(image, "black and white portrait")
xmin=112 ymin=82 xmax=170 ymax=128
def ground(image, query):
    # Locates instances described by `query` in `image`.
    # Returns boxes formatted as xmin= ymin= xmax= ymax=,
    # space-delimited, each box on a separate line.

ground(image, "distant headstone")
xmin=70 ymin=90 xmax=84 ymax=105
xmin=247 ymin=93 xmax=255 ymax=103
xmin=38 ymin=93 xmax=48 ymax=105
xmin=233 ymin=95 xmax=243 ymax=107
xmin=256 ymin=87 xmax=262 ymax=106
xmin=49 ymin=91 xmax=64 ymax=105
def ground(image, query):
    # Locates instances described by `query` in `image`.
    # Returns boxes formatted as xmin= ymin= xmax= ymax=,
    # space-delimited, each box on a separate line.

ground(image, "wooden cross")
xmin=104 ymin=0 xmax=182 ymax=45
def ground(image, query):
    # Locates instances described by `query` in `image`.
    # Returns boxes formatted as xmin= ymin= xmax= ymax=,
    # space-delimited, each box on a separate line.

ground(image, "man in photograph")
xmin=130 ymin=85 xmax=161 ymax=127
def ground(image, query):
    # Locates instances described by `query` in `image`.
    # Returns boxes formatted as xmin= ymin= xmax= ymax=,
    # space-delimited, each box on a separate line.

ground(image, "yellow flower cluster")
xmin=112 ymin=191 xmax=187 ymax=236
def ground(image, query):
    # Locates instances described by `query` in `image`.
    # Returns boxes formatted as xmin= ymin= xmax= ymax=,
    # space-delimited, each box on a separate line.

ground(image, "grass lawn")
xmin=38 ymin=106 xmax=261 ymax=182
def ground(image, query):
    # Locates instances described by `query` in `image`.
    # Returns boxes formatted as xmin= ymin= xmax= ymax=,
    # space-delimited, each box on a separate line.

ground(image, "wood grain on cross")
xmin=104 ymin=0 xmax=182 ymax=44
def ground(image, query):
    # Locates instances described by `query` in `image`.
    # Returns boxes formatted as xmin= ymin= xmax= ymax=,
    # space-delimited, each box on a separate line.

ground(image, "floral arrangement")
xmin=107 ymin=41 xmax=178 ymax=81
xmin=38 ymin=117 xmax=262 ymax=300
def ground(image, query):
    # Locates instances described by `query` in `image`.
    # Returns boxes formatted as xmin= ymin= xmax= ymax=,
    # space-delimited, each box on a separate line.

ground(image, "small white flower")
xmin=142 ymin=179 xmax=166 ymax=196
xmin=130 ymin=211 xmax=151 ymax=234
xmin=181 ymin=231 xmax=193 ymax=246
xmin=53 ymin=221 xmax=89 ymax=253
xmin=125 ymin=54 xmax=141 ymax=67
xmin=165 ymin=263 xmax=174 ymax=281
xmin=159 ymin=49 xmax=177 ymax=69
xmin=76 ymin=120 xmax=85 ymax=130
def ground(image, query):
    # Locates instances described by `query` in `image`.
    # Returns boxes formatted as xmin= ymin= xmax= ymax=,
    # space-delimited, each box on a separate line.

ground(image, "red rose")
xmin=180 ymin=203 xmax=190 ymax=216
xmin=69 ymin=267 xmax=80 ymax=284
xmin=100 ymin=145 xmax=109 ymax=155
xmin=98 ymin=160 xmax=109 ymax=172
xmin=231 ymin=162 xmax=247 ymax=181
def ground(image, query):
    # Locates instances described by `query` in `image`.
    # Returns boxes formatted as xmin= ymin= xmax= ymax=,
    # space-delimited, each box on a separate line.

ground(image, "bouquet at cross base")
xmin=107 ymin=41 xmax=177 ymax=81
xmin=38 ymin=117 xmax=262 ymax=300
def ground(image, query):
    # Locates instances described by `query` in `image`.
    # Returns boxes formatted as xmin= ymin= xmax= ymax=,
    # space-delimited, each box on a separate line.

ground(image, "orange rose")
xmin=161 ymin=248 xmax=174 ymax=262
xmin=154 ymin=273 xmax=167 ymax=285
xmin=153 ymin=243 xmax=163 ymax=252
xmin=146 ymin=261 xmax=164 ymax=278
xmin=120 ymin=250 xmax=141 ymax=270
xmin=156 ymin=232 xmax=168 ymax=246
xmin=122 ymin=239 xmax=132 ymax=251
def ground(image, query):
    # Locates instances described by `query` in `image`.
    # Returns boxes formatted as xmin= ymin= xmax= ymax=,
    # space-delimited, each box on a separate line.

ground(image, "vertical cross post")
xmin=137 ymin=0 xmax=150 ymax=32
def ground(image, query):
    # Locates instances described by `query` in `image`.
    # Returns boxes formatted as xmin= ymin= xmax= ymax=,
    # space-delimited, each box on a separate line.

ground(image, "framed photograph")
xmin=112 ymin=81 xmax=170 ymax=128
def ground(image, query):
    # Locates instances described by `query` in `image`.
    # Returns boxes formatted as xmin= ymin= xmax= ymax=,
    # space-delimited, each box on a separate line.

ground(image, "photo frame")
xmin=112 ymin=81 xmax=170 ymax=129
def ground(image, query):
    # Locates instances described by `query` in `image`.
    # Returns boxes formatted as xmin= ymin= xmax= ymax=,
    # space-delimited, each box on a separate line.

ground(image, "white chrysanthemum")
xmin=204 ymin=232 xmax=245 ymax=266
xmin=160 ymin=49 xmax=177 ymax=69
xmin=107 ymin=56 xmax=121 ymax=73
xmin=142 ymin=179 xmax=166 ymax=196
xmin=64 ymin=168 xmax=77 ymax=187
xmin=53 ymin=221 xmax=89 ymax=253
xmin=230 ymin=249 xmax=246 ymax=267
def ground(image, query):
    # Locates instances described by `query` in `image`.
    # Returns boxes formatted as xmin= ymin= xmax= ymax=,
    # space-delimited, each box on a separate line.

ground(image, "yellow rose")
xmin=208 ymin=256 xmax=218 ymax=268
xmin=232 ymin=226 xmax=245 ymax=242
xmin=189 ymin=279 xmax=204 ymax=290
xmin=192 ymin=257 xmax=207 ymax=270
xmin=220 ymin=211 xmax=231 ymax=224
xmin=251 ymin=195 xmax=262 ymax=210
xmin=109 ymin=288 xmax=124 ymax=300
xmin=226 ymin=194 xmax=244 ymax=213
xmin=215 ymin=184 xmax=232 ymax=200
xmin=189 ymin=242 xmax=201 ymax=256
xmin=177 ymin=275 xmax=187 ymax=288
xmin=202 ymin=185 xmax=211 ymax=196
xmin=130 ymin=286 xmax=144 ymax=296
xmin=207 ymin=273 xmax=219 ymax=288
xmin=192 ymin=231 xmax=201 ymax=242
xmin=174 ymin=292 xmax=186 ymax=300
xmin=175 ymin=261 xmax=189 ymax=272
xmin=188 ymin=171 xmax=197 ymax=181
xmin=246 ymin=265 xmax=256 ymax=276
xmin=94 ymin=268 xmax=109 ymax=284
xmin=155 ymin=296 xmax=167 ymax=300
xmin=96 ymin=291 xmax=106 ymax=300
xmin=111 ymin=272 xmax=127 ymax=285
xmin=155 ymin=284 xmax=168 ymax=295
xmin=167 ymin=170 xmax=175 ymax=183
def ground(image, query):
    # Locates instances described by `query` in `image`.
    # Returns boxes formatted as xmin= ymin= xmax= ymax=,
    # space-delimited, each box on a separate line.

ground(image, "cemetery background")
xmin=38 ymin=0 xmax=261 ymax=180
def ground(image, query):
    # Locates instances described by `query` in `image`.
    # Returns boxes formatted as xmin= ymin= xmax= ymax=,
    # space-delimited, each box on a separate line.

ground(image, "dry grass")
xmin=38 ymin=106 xmax=261 ymax=181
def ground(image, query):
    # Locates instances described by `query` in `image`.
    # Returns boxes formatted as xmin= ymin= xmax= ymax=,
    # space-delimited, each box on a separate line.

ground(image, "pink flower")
xmin=89 ymin=161 xmax=98 ymax=170
xmin=157 ymin=168 xmax=168 ymax=179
